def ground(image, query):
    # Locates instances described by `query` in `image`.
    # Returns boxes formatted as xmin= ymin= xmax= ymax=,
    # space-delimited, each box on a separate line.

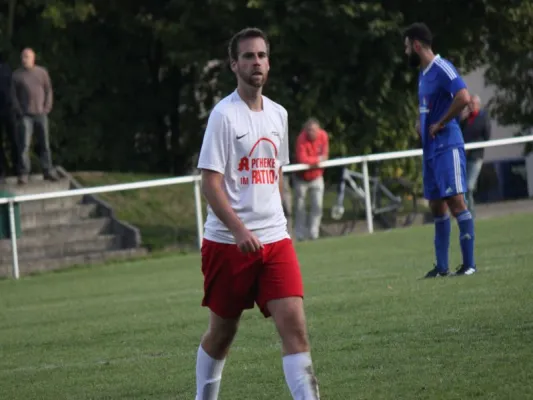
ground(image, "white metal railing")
xmin=1 ymin=135 xmax=532 ymax=279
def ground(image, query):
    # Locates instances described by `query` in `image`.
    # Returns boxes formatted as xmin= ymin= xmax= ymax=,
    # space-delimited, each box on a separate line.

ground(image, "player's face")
xmin=232 ymin=37 xmax=270 ymax=88
xmin=404 ymin=37 xmax=421 ymax=68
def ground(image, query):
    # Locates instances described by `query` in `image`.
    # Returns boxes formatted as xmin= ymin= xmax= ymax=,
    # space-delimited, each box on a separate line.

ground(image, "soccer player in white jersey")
xmin=194 ymin=28 xmax=320 ymax=400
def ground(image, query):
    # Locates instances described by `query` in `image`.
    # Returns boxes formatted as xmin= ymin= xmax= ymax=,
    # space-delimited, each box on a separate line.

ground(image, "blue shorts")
xmin=423 ymin=147 xmax=467 ymax=200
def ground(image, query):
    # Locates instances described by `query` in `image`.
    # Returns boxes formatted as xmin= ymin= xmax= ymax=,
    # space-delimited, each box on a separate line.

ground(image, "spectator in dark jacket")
xmin=0 ymin=52 xmax=18 ymax=183
xmin=460 ymin=95 xmax=491 ymax=218
xmin=12 ymin=47 xmax=58 ymax=184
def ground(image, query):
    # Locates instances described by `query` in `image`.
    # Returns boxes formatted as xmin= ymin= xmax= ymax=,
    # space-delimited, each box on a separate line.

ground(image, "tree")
xmin=4 ymin=0 xmax=521 ymax=180
xmin=240 ymin=0 xmax=490 ymax=182
xmin=10 ymin=0 xmax=241 ymax=174
xmin=483 ymin=1 xmax=533 ymax=150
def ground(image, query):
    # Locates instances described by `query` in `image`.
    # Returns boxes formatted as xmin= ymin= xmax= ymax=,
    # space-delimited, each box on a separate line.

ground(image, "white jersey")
xmin=197 ymin=90 xmax=290 ymax=244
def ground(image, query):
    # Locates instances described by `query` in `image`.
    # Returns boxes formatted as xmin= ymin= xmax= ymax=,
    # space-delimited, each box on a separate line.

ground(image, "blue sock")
xmin=434 ymin=214 xmax=451 ymax=272
xmin=457 ymin=210 xmax=475 ymax=268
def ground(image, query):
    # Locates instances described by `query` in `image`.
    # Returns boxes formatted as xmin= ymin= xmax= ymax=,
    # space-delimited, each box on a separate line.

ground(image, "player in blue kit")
xmin=403 ymin=22 xmax=476 ymax=277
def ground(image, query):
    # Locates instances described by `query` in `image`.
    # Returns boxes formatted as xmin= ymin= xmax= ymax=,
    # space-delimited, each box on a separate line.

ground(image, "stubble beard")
xmin=408 ymin=52 xmax=421 ymax=68
xmin=238 ymin=68 xmax=267 ymax=89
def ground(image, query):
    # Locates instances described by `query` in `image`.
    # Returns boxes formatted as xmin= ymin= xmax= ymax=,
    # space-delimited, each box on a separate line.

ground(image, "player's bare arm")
xmin=430 ymin=88 xmax=471 ymax=137
xmin=278 ymin=167 xmax=284 ymax=196
xmin=201 ymin=169 xmax=263 ymax=253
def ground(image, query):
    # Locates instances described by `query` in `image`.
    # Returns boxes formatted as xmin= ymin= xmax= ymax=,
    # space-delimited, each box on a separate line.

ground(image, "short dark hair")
xmin=403 ymin=22 xmax=433 ymax=47
xmin=228 ymin=27 xmax=270 ymax=62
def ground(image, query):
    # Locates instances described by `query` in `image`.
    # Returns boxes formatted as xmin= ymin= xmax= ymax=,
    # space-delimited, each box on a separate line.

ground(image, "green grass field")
xmin=1 ymin=213 xmax=532 ymax=399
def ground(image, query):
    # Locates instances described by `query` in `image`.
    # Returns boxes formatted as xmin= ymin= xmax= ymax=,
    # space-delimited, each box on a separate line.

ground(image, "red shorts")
xmin=201 ymin=238 xmax=304 ymax=319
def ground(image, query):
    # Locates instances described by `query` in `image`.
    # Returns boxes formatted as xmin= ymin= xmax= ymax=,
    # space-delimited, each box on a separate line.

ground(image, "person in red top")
xmin=293 ymin=118 xmax=329 ymax=240
xmin=459 ymin=94 xmax=491 ymax=218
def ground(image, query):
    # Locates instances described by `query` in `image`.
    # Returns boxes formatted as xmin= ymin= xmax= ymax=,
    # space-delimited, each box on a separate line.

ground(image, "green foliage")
xmin=2 ymin=0 xmax=528 ymax=179
xmin=483 ymin=1 xmax=533 ymax=147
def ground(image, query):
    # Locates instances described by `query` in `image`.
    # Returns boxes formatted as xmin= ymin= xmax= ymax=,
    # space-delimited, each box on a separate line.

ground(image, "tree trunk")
xmin=147 ymin=37 xmax=170 ymax=173
xmin=6 ymin=0 xmax=17 ymax=46
xmin=169 ymin=69 xmax=184 ymax=175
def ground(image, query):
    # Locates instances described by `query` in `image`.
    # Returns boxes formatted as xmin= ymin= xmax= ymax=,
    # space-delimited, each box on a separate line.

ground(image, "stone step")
xmin=0 ymin=234 xmax=121 ymax=263
xmin=19 ymin=204 xmax=98 ymax=230
xmin=0 ymin=247 xmax=149 ymax=278
xmin=0 ymin=218 xmax=111 ymax=251
xmin=0 ymin=178 xmax=70 ymax=196
xmin=0 ymin=168 xmax=145 ymax=278
xmin=19 ymin=196 xmax=83 ymax=214
xmin=3 ymin=174 xmax=45 ymax=185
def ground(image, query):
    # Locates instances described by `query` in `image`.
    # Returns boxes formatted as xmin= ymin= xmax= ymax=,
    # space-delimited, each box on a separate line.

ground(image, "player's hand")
xmin=429 ymin=122 xmax=444 ymax=138
xmin=234 ymin=227 xmax=263 ymax=253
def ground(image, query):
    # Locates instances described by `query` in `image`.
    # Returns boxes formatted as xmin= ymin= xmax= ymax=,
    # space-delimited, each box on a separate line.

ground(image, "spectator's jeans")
xmin=17 ymin=114 xmax=52 ymax=176
xmin=294 ymin=175 xmax=324 ymax=240
xmin=466 ymin=158 xmax=483 ymax=218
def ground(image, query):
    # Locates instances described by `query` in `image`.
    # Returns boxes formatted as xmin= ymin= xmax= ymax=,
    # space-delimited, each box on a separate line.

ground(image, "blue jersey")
xmin=418 ymin=55 xmax=467 ymax=159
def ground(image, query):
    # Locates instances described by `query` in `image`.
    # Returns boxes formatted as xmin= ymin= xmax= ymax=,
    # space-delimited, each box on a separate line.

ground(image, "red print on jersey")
xmin=238 ymin=137 xmax=279 ymax=186
xmin=238 ymin=157 xmax=250 ymax=172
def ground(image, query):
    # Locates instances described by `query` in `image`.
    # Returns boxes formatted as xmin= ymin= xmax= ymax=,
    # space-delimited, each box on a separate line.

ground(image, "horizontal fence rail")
xmin=0 ymin=175 xmax=200 ymax=205
xmin=2 ymin=135 xmax=532 ymax=279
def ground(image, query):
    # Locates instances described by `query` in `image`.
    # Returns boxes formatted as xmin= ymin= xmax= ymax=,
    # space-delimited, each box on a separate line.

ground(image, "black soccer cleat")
xmin=424 ymin=266 xmax=451 ymax=278
xmin=454 ymin=264 xmax=476 ymax=276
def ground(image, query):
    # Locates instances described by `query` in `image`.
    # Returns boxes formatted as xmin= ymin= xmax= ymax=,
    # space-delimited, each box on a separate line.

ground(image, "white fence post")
xmin=193 ymin=177 xmax=204 ymax=249
xmin=362 ymin=159 xmax=374 ymax=234
xmin=8 ymin=200 xmax=20 ymax=279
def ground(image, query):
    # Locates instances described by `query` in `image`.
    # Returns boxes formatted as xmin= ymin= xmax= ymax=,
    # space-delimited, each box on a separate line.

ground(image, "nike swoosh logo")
xmin=236 ymin=133 xmax=248 ymax=140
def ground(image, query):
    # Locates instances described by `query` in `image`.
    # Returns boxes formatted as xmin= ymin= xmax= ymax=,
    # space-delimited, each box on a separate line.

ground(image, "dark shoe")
xmin=454 ymin=264 xmax=476 ymax=276
xmin=17 ymin=175 xmax=27 ymax=185
xmin=424 ymin=266 xmax=451 ymax=278
xmin=43 ymin=170 xmax=59 ymax=182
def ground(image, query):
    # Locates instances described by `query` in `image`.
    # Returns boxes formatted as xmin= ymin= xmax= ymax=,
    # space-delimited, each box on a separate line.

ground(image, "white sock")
xmin=195 ymin=345 xmax=226 ymax=400
xmin=282 ymin=352 xmax=320 ymax=400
